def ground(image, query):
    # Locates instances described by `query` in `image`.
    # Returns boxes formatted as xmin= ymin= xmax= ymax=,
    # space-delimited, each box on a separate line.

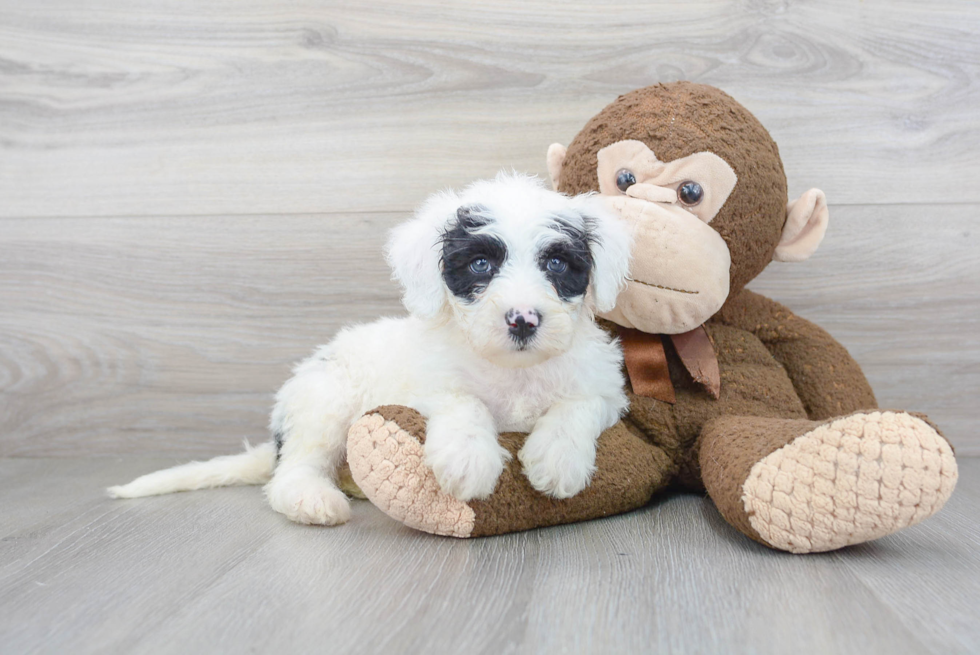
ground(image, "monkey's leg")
xmin=700 ymin=411 xmax=958 ymax=554
xmin=346 ymin=406 xmax=673 ymax=537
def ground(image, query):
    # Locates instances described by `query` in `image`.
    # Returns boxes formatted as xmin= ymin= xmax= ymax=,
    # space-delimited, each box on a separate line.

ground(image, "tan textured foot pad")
xmin=742 ymin=411 xmax=958 ymax=553
xmin=347 ymin=412 xmax=476 ymax=538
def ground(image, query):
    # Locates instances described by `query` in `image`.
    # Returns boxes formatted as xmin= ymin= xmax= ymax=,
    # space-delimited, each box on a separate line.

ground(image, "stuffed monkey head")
xmin=547 ymin=82 xmax=829 ymax=334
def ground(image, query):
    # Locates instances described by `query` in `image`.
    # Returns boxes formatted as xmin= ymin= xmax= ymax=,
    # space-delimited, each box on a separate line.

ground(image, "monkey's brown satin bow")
xmin=619 ymin=325 xmax=721 ymax=404
xmin=619 ymin=329 xmax=676 ymax=403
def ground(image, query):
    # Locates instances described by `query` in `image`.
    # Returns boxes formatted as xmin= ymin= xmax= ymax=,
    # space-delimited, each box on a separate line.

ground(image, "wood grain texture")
xmin=1 ymin=0 xmax=979 ymax=217
xmin=1 ymin=456 xmax=978 ymax=654
xmin=1 ymin=204 xmax=976 ymax=456
xmin=0 ymin=213 xmax=401 ymax=457
xmin=751 ymin=203 xmax=980 ymax=453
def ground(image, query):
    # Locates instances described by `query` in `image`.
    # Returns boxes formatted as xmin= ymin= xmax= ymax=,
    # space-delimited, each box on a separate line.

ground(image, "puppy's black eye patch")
xmin=440 ymin=207 xmax=507 ymax=301
xmin=539 ymin=217 xmax=594 ymax=301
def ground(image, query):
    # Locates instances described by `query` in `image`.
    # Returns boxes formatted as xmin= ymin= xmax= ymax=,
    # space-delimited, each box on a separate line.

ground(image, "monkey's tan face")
xmin=590 ymin=140 xmax=738 ymax=334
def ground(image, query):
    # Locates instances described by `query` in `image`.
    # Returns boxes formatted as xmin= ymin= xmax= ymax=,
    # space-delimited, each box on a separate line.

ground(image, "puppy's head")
xmin=386 ymin=172 xmax=631 ymax=368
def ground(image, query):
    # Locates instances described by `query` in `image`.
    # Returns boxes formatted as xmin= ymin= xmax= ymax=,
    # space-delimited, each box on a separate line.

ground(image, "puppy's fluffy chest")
xmin=327 ymin=316 xmax=620 ymax=436
xmin=458 ymin=360 xmax=572 ymax=432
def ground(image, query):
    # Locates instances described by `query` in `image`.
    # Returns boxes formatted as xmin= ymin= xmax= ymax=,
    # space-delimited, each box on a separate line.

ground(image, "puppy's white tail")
xmin=107 ymin=440 xmax=277 ymax=499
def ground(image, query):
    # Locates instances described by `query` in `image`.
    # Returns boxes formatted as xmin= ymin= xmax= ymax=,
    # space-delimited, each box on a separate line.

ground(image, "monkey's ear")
xmin=547 ymin=143 xmax=567 ymax=191
xmin=774 ymin=188 xmax=829 ymax=262
xmin=384 ymin=191 xmax=457 ymax=318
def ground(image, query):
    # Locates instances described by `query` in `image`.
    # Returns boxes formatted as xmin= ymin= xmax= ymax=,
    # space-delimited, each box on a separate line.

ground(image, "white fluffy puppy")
xmin=109 ymin=173 xmax=632 ymax=526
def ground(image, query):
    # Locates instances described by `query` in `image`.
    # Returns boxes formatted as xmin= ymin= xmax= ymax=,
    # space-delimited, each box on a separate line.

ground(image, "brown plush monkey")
xmin=345 ymin=82 xmax=958 ymax=553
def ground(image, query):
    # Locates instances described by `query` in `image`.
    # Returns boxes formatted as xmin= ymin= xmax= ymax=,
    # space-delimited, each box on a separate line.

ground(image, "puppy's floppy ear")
xmin=575 ymin=195 xmax=632 ymax=313
xmin=385 ymin=190 xmax=459 ymax=318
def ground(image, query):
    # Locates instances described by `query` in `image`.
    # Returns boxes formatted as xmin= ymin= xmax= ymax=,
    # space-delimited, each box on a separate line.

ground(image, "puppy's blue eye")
xmin=547 ymin=257 xmax=567 ymax=274
xmin=469 ymin=257 xmax=491 ymax=274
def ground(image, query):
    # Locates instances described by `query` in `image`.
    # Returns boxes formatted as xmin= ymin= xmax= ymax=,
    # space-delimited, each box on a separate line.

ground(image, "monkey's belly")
xmin=625 ymin=323 xmax=808 ymax=461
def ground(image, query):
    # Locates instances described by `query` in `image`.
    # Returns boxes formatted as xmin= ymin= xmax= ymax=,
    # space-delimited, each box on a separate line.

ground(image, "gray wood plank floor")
xmin=1 ymin=457 xmax=977 ymax=655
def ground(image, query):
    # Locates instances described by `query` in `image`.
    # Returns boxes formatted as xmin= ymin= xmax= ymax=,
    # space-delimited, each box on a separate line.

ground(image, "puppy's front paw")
xmin=265 ymin=473 xmax=351 ymax=526
xmin=424 ymin=430 xmax=508 ymax=502
xmin=519 ymin=429 xmax=596 ymax=499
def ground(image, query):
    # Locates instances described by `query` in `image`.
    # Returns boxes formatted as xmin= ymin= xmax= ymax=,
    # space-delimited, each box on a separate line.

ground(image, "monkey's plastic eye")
xmin=546 ymin=257 xmax=568 ymax=274
xmin=469 ymin=257 xmax=491 ymax=274
xmin=615 ymin=169 xmax=636 ymax=193
xmin=677 ymin=181 xmax=704 ymax=206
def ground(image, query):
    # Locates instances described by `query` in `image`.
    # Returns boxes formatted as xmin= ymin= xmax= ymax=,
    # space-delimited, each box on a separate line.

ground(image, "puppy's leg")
xmin=417 ymin=394 xmax=510 ymax=502
xmin=520 ymin=397 xmax=615 ymax=499
xmin=264 ymin=357 xmax=355 ymax=526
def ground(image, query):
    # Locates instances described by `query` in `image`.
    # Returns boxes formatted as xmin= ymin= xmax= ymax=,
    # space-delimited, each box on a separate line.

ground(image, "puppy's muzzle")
xmin=506 ymin=308 xmax=540 ymax=346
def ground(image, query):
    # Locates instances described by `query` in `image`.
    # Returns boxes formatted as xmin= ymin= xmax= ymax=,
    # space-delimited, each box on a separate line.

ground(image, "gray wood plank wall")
xmin=1 ymin=0 xmax=978 ymax=456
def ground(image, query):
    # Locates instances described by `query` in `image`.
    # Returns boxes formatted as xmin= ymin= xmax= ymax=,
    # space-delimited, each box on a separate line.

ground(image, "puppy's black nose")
xmin=506 ymin=308 xmax=540 ymax=343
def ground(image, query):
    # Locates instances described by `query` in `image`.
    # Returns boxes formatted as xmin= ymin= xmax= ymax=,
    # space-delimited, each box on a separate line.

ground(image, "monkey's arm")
xmin=715 ymin=289 xmax=877 ymax=420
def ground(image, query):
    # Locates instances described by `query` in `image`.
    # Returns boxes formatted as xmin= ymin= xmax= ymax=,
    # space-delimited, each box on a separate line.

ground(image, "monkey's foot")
xmin=704 ymin=411 xmax=958 ymax=554
xmin=348 ymin=406 xmax=672 ymax=538
xmin=347 ymin=407 xmax=476 ymax=537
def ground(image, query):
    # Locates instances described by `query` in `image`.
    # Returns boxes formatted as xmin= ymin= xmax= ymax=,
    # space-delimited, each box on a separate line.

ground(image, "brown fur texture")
xmin=700 ymin=415 xmax=831 ymax=546
xmin=361 ymin=406 xmax=672 ymax=537
xmin=347 ymin=82 xmax=956 ymax=552
xmin=469 ymin=422 xmax=672 ymax=537
xmin=558 ymin=82 xmax=788 ymax=297
xmin=715 ymin=290 xmax=878 ymax=420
